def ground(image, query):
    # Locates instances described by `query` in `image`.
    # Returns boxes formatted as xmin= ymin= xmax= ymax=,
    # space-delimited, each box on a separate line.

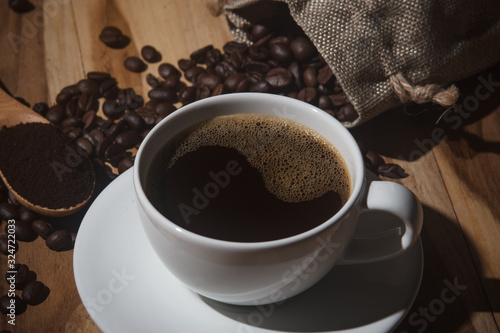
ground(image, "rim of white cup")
xmin=133 ymin=93 xmax=365 ymax=250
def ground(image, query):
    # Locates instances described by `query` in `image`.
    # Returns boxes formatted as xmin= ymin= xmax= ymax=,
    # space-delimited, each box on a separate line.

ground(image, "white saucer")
xmin=74 ymin=169 xmax=423 ymax=333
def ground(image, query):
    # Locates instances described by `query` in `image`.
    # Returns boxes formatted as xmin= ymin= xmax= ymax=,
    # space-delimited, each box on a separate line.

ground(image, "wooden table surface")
xmin=0 ymin=1 xmax=499 ymax=332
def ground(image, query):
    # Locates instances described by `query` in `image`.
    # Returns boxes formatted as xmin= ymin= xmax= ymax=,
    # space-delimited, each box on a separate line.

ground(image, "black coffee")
xmin=145 ymin=114 xmax=351 ymax=242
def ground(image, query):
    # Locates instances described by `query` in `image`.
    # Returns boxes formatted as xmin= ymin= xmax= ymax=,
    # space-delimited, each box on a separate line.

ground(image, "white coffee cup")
xmin=133 ymin=93 xmax=423 ymax=305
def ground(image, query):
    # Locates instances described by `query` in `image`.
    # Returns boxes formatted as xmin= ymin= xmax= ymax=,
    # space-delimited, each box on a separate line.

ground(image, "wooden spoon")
xmin=0 ymin=88 xmax=95 ymax=217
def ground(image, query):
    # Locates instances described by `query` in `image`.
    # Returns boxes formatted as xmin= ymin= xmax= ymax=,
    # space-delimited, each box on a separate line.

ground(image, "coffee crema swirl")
xmin=166 ymin=114 xmax=351 ymax=204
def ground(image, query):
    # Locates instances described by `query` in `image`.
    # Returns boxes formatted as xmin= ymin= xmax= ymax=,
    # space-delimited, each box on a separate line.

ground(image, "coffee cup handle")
xmin=339 ymin=181 xmax=423 ymax=264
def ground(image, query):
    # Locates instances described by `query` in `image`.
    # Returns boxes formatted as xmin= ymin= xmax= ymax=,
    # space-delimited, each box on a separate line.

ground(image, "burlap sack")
xmin=212 ymin=0 xmax=500 ymax=127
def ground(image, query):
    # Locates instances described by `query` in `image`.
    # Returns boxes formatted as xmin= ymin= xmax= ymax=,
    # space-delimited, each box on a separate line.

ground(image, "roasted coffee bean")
xmin=95 ymin=136 xmax=114 ymax=157
xmin=155 ymin=102 xmax=176 ymax=116
xmin=106 ymin=119 xmax=127 ymax=138
xmin=64 ymin=96 xmax=79 ymax=117
xmin=196 ymin=86 xmax=211 ymax=100
xmin=158 ymin=63 xmax=181 ymax=78
xmin=119 ymin=88 xmax=144 ymax=109
xmin=163 ymin=74 xmax=181 ymax=89
xmin=223 ymin=41 xmax=248 ymax=54
xmin=251 ymin=24 xmax=270 ymax=41
xmin=253 ymin=34 xmax=273 ymax=49
xmin=190 ymin=45 xmax=214 ymax=63
xmin=179 ymin=86 xmax=197 ymax=105
xmin=82 ymin=110 xmax=96 ymax=130
xmin=78 ymin=92 xmax=99 ymax=114
xmin=317 ymin=84 xmax=331 ymax=95
xmin=228 ymin=51 xmax=245 ymax=69
xmin=297 ymin=87 xmax=317 ymax=103
xmin=100 ymin=78 xmax=119 ymax=99
xmin=224 ymin=73 xmax=247 ymax=92
xmin=330 ymin=93 xmax=348 ymax=107
xmin=66 ymin=128 xmax=82 ymax=141
xmin=5 ymin=264 xmax=36 ymax=290
xmin=32 ymin=102 xmax=48 ymax=116
xmin=318 ymin=65 xmax=334 ymax=85
xmin=99 ymin=26 xmax=130 ymax=49
xmin=118 ymin=156 xmax=134 ymax=174
xmin=148 ymin=86 xmax=177 ymax=103
xmin=55 ymin=91 xmax=73 ymax=105
xmin=211 ymin=83 xmax=225 ymax=96
xmin=0 ymin=295 xmax=27 ymax=316
xmin=337 ymin=103 xmax=358 ymax=122
xmin=45 ymin=229 xmax=72 ymax=251
xmin=115 ymin=130 xmax=141 ymax=149
xmin=197 ymin=72 xmax=222 ymax=90
xmin=178 ymin=58 xmax=195 ymax=71
xmin=265 ymin=67 xmax=293 ymax=89
xmin=45 ymin=105 xmax=65 ymax=125
xmin=141 ymin=45 xmax=162 ymax=63
xmin=205 ymin=48 xmax=222 ymax=66
xmin=303 ymin=66 xmax=317 ymax=87
xmin=124 ymin=111 xmax=146 ymax=132
xmin=377 ymin=163 xmax=408 ymax=179
xmin=124 ymin=57 xmax=147 ymax=73
xmin=269 ymin=42 xmax=293 ymax=64
xmin=76 ymin=138 xmax=93 ymax=155
xmin=61 ymin=117 xmax=83 ymax=129
xmin=22 ymin=281 xmax=50 ymax=306
xmin=104 ymin=143 xmax=126 ymax=160
xmin=249 ymin=80 xmax=272 ymax=93
xmin=365 ymin=150 xmax=385 ymax=169
xmin=214 ymin=61 xmax=238 ymax=79
xmin=87 ymin=71 xmax=111 ymax=83
xmin=87 ymin=128 xmax=104 ymax=146
xmin=146 ymin=74 xmax=160 ymax=88
xmin=248 ymin=45 xmax=270 ymax=62
xmin=235 ymin=78 xmax=251 ymax=93
xmin=0 ymin=234 xmax=18 ymax=255
xmin=102 ymin=99 xmax=125 ymax=119
xmin=61 ymin=84 xmax=80 ymax=96
xmin=318 ymin=95 xmax=332 ymax=110
xmin=31 ymin=219 xmax=53 ymax=239
xmin=183 ymin=66 xmax=204 ymax=83
xmin=288 ymin=61 xmax=302 ymax=88
xmin=290 ymin=36 xmax=318 ymax=62
xmin=243 ymin=61 xmax=271 ymax=77
xmin=0 ymin=202 xmax=19 ymax=220
xmin=8 ymin=0 xmax=35 ymax=13
xmin=19 ymin=206 xmax=37 ymax=224
xmin=77 ymin=79 xmax=99 ymax=95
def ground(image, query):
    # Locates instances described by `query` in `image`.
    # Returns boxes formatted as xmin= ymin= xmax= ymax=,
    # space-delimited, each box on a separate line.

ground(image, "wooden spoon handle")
xmin=0 ymin=87 xmax=49 ymax=128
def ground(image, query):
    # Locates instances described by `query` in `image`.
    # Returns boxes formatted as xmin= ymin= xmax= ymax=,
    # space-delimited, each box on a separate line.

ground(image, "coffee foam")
xmin=166 ymin=114 xmax=351 ymax=203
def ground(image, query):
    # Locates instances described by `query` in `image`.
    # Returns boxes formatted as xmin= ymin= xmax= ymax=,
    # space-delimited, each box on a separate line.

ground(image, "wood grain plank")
xmin=71 ymin=0 xmax=233 ymax=100
xmin=0 ymin=1 xmax=85 ymax=333
xmin=430 ymin=66 xmax=500 ymax=329
xmin=352 ymin=107 xmax=500 ymax=332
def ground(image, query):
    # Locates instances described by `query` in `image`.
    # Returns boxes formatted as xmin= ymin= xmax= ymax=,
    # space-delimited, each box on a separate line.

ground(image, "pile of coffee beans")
xmin=0 ymin=263 xmax=49 ymax=316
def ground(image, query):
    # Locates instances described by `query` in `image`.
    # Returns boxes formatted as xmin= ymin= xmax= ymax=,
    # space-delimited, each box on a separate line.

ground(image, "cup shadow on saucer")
xmin=200 ymin=210 xmax=423 ymax=332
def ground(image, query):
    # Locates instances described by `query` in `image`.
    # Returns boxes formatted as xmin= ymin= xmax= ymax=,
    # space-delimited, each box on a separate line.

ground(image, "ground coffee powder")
xmin=0 ymin=123 xmax=94 ymax=209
